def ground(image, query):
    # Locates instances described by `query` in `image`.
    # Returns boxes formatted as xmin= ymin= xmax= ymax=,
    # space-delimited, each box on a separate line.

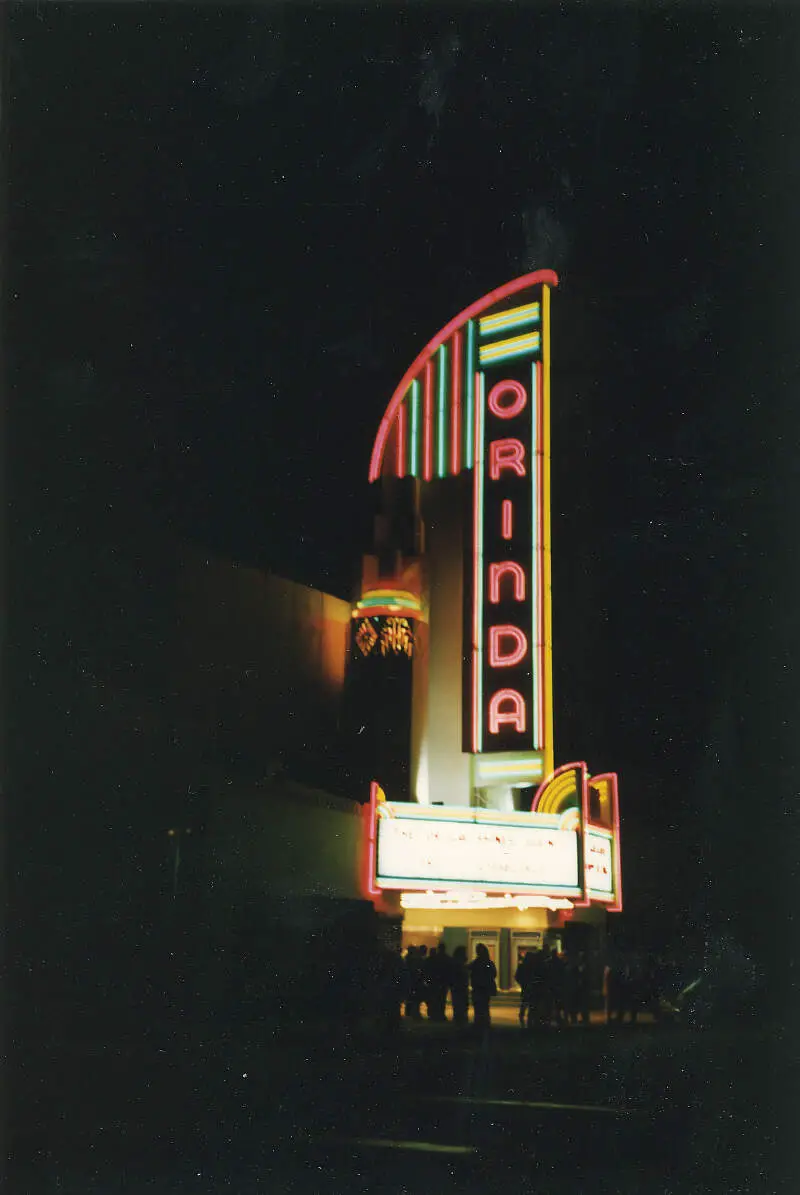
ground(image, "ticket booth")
xmin=510 ymin=931 xmax=544 ymax=989
xmin=467 ymin=929 xmax=500 ymax=970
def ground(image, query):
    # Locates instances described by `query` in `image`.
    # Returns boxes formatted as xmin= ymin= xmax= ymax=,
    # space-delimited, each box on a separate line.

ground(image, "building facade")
xmin=353 ymin=271 xmax=622 ymax=983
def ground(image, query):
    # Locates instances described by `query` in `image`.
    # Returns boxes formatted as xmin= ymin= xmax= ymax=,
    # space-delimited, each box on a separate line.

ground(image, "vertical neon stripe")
xmin=535 ymin=358 xmax=542 ymax=750
xmin=610 ymin=776 xmax=623 ymax=912
xmin=409 ymin=379 xmax=420 ymax=477
xmin=451 ymin=330 xmax=462 ymax=475
xmin=542 ymin=285 xmax=554 ymax=779
xmin=501 ymin=500 xmax=513 ymax=539
xmin=531 ymin=360 xmax=542 ymax=749
xmin=530 ymin=361 xmax=538 ymax=748
xmin=423 ymin=361 xmax=434 ymax=481
xmin=472 ymin=372 xmax=485 ymax=753
xmin=437 ymin=344 xmax=448 ymax=477
xmin=465 ymin=321 xmax=475 ymax=466
xmin=396 ymin=401 xmax=407 ymax=478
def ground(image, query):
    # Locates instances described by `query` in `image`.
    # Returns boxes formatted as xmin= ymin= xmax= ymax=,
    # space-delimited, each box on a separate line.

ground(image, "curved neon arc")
xmin=531 ymin=760 xmax=587 ymax=813
xmin=368 ymin=269 xmax=559 ymax=482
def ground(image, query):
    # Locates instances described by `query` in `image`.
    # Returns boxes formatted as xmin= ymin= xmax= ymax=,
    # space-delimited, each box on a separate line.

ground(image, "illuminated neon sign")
xmin=374 ymin=801 xmax=581 ymax=895
xmin=363 ymin=777 xmax=621 ymax=909
xmin=465 ymin=285 xmax=552 ymax=757
xmin=366 ymin=271 xmax=556 ymax=774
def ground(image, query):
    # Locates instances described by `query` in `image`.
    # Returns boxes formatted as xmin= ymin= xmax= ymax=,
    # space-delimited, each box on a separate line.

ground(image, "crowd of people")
xmin=373 ymin=941 xmax=665 ymax=1032
xmin=400 ymin=942 xmax=497 ymax=1029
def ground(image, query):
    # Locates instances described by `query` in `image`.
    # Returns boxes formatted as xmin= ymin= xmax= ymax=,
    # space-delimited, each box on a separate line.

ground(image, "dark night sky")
xmin=9 ymin=5 xmax=800 ymax=956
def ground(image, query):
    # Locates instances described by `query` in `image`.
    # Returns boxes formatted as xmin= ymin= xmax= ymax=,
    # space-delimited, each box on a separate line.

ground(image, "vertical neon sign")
xmin=464 ymin=285 xmax=551 ymax=769
xmin=471 ymin=372 xmax=485 ymax=752
xmin=542 ymin=285 xmax=554 ymax=774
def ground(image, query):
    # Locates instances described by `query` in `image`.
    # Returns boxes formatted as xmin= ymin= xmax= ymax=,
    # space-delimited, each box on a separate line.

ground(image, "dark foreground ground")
xmin=8 ymin=998 xmax=796 ymax=1194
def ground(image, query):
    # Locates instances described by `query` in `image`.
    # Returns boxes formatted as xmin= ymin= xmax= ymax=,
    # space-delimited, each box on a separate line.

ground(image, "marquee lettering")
xmin=489 ymin=437 xmax=526 ymax=480
xmin=501 ymin=499 xmax=514 ymax=539
xmin=489 ymin=625 xmax=528 ymax=667
xmin=488 ymin=561 xmax=526 ymax=603
xmin=488 ymin=689 xmax=526 ymax=734
xmin=480 ymin=376 xmax=535 ymax=744
xmin=488 ymin=379 xmax=527 ymax=420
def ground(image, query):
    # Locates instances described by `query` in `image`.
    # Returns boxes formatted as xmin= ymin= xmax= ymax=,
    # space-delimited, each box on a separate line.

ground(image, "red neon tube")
xmin=369 ymin=270 xmax=559 ymax=480
xmin=502 ymin=499 xmax=513 ymax=540
xmin=395 ymin=402 xmax=406 ymax=478
xmin=451 ymin=330 xmax=462 ymax=475
xmin=423 ymin=360 xmax=434 ymax=482
xmin=362 ymin=781 xmax=381 ymax=898
xmin=535 ymin=360 xmax=545 ymax=747
xmin=472 ymin=372 xmax=482 ymax=752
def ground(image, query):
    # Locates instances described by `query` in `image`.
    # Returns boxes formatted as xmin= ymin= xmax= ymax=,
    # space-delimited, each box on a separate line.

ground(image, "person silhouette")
xmin=450 ymin=945 xmax=469 ymax=1025
xmin=468 ymin=943 xmax=497 ymax=1030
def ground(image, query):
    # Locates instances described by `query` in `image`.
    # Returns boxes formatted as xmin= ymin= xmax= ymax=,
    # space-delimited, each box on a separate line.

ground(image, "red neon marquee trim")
xmin=502 ymin=499 xmax=513 ymax=540
xmin=396 ymin=401 xmax=406 ymax=478
xmin=592 ymin=772 xmax=623 ymax=912
xmin=472 ymin=372 xmax=483 ymax=753
xmin=535 ymin=359 xmax=545 ymax=747
xmin=488 ymin=688 xmax=526 ymax=734
xmin=451 ymin=330 xmax=462 ymax=475
xmin=572 ymin=764 xmax=593 ymax=908
xmin=488 ymin=625 xmax=528 ymax=668
xmin=423 ymin=360 xmax=434 ymax=482
xmin=368 ymin=270 xmax=559 ymax=481
xmin=488 ymin=379 xmax=527 ymax=420
xmin=489 ymin=438 xmax=527 ymax=480
xmin=488 ymin=561 xmax=526 ymax=603
xmin=362 ymin=780 xmax=381 ymax=898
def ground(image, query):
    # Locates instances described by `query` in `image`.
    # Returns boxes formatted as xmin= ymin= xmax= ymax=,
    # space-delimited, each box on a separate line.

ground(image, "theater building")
xmin=351 ymin=270 xmax=622 ymax=987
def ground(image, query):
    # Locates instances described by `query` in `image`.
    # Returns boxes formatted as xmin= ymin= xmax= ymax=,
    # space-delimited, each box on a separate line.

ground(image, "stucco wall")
xmin=414 ymin=480 xmax=472 ymax=806
xmin=172 ymin=547 xmax=351 ymax=781
xmin=205 ymin=779 xmax=365 ymax=909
